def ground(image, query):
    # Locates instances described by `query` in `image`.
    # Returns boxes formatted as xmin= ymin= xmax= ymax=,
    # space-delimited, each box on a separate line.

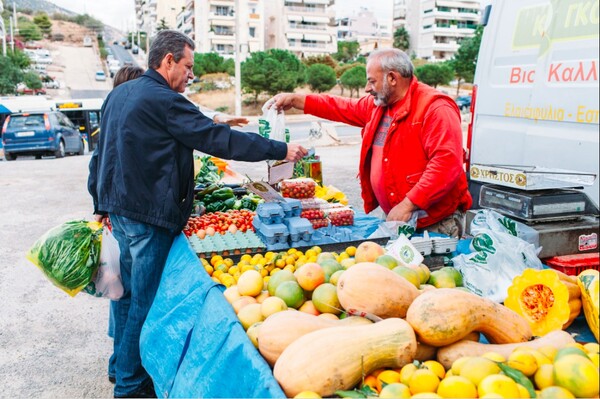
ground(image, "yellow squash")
xmin=577 ymin=269 xmax=599 ymax=342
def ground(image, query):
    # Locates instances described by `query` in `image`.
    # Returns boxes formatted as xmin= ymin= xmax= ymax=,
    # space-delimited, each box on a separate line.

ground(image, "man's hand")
xmin=386 ymin=197 xmax=418 ymax=222
xmin=93 ymin=213 xmax=108 ymax=224
xmin=285 ymin=143 xmax=308 ymax=163
xmin=271 ymin=93 xmax=307 ymax=112
xmin=213 ymin=114 xmax=249 ymax=127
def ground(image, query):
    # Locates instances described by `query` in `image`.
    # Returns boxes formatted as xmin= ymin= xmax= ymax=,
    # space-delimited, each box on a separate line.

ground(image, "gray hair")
xmin=148 ymin=30 xmax=195 ymax=70
xmin=368 ymin=49 xmax=414 ymax=78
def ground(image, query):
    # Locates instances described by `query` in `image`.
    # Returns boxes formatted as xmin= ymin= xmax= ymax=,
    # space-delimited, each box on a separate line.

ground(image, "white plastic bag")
xmin=93 ymin=228 xmax=124 ymax=300
xmin=470 ymin=209 xmax=540 ymax=249
xmin=260 ymin=100 xmax=286 ymax=142
xmin=452 ymin=229 xmax=543 ymax=302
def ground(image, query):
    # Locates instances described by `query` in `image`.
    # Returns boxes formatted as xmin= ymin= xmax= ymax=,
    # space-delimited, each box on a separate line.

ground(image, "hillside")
xmin=10 ymin=0 xmax=74 ymax=15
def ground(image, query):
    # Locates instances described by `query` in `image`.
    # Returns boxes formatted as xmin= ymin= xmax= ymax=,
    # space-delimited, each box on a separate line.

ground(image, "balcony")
xmin=289 ymin=23 xmax=329 ymax=31
xmin=286 ymin=6 xmax=327 ymax=13
xmin=432 ymin=41 xmax=459 ymax=52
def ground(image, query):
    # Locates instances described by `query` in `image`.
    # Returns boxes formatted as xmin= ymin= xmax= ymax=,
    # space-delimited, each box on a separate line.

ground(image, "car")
xmin=455 ymin=95 xmax=472 ymax=111
xmin=16 ymin=83 xmax=47 ymax=96
xmin=132 ymin=45 xmax=139 ymax=54
xmin=95 ymin=71 xmax=107 ymax=81
xmin=83 ymin=36 xmax=93 ymax=47
xmin=1 ymin=111 xmax=85 ymax=160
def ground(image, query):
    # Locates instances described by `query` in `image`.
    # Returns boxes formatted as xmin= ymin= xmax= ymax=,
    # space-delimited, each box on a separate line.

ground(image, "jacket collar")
xmin=389 ymin=76 xmax=418 ymax=120
xmin=144 ymin=68 xmax=171 ymax=88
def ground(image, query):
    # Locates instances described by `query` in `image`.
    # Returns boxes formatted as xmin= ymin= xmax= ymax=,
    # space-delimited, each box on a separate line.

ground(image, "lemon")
xmin=237 ymin=270 xmax=263 ymax=297
xmin=534 ymin=364 xmax=554 ymax=390
xmin=477 ymin=374 xmax=520 ymax=398
xmin=507 ymin=350 xmax=538 ymax=377
xmin=450 ymin=357 xmax=472 ymax=376
xmin=459 ymin=357 xmax=501 ymax=386
xmin=379 ymin=382 xmax=411 ymax=398
xmin=260 ymin=296 xmax=287 ymax=318
xmin=584 ymin=342 xmax=599 ymax=354
xmin=409 ymin=369 xmax=440 ymax=395
xmin=400 ymin=363 xmax=418 ymax=385
xmin=436 ymin=376 xmax=477 ymax=398
xmin=537 ymin=345 xmax=558 ymax=361
xmin=482 ymin=352 xmax=506 ymax=363
xmin=345 ymin=245 xmax=357 ymax=257
xmin=538 ymin=386 xmax=575 ymax=398
xmin=589 ymin=352 xmax=599 ymax=368
xmin=516 ymin=384 xmax=531 ymax=398
xmin=293 ymin=391 xmax=321 ymax=398
xmin=422 ymin=360 xmax=446 ymax=380
xmin=411 ymin=393 xmax=442 ymax=398
xmin=246 ymin=321 xmax=261 ymax=348
xmin=237 ymin=303 xmax=263 ymax=330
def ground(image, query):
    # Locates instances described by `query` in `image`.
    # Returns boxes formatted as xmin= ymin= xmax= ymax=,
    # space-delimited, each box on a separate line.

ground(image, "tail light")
xmin=44 ymin=114 xmax=51 ymax=130
xmin=465 ymin=84 xmax=478 ymax=173
xmin=1 ymin=116 xmax=9 ymax=134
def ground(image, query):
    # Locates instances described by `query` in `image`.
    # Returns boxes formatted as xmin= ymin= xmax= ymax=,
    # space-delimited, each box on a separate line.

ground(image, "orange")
xmin=311 ymin=283 xmax=341 ymax=314
xmin=293 ymin=391 xmax=321 ymax=398
xmin=236 ymin=303 xmax=263 ymax=330
xmin=298 ymin=300 xmax=320 ymax=316
xmin=553 ymin=354 xmax=599 ymax=398
xmin=538 ymin=386 xmax=575 ymax=398
xmin=376 ymin=370 xmax=402 ymax=392
xmin=237 ymin=270 xmax=263 ymax=297
xmin=294 ymin=263 xmax=325 ymax=291
xmin=534 ymin=364 xmax=554 ymax=390
xmin=267 ymin=269 xmax=296 ymax=296
xmin=477 ymin=374 xmax=520 ymax=398
xmin=274 ymin=280 xmax=305 ymax=309
xmin=400 ymin=363 xmax=418 ymax=385
xmin=422 ymin=360 xmax=445 ymax=380
xmin=459 ymin=357 xmax=501 ymax=386
xmin=246 ymin=321 xmax=261 ymax=348
xmin=260 ymin=296 xmax=287 ymax=318
xmin=362 ymin=374 xmax=379 ymax=394
xmin=507 ymin=350 xmax=538 ymax=377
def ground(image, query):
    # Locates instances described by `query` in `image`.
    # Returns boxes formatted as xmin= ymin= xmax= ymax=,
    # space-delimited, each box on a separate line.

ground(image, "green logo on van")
xmin=513 ymin=0 xmax=599 ymax=53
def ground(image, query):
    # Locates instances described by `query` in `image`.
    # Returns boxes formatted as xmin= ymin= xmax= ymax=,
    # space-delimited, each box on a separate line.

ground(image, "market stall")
xmin=136 ymin=156 xmax=599 ymax=399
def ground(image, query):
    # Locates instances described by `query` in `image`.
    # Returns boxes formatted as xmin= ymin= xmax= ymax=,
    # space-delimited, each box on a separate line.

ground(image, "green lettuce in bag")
xmin=27 ymin=220 xmax=103 ymax=296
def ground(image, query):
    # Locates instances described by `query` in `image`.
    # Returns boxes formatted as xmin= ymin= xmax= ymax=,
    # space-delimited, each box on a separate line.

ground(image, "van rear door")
xmin=469 ymin=0 xmax=600 ymax=206
xmin=5 ymin=114 xmax=51 ymax=145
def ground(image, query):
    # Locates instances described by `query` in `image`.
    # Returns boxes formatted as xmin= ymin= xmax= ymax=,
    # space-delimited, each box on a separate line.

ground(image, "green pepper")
xmin=202 ymin=194 xmax=213 ymax=204
xmin=233 ymin=200 xmax=243 ymax=210
xmin=205 ymin=202 xmax=221 ymax=213
xmin=212 ymin=187 xmax=235 ymax=200
xmin=223 ymin=197 xmax=236 ymax=210
xmin=198 ymin=183 xmax=221 ymax=196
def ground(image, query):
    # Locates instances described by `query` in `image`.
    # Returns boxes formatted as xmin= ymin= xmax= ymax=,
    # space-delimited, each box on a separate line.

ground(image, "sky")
xmin=46 ymin=0 xmax=394 ymax=31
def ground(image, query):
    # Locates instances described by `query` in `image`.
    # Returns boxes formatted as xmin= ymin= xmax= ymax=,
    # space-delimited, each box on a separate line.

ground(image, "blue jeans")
xmin=109 ymin=214 xmax=176 ymax=396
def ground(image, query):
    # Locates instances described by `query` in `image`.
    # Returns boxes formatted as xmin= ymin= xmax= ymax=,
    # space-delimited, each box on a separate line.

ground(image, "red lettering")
xmin=510 ymin=67 xmax=523 ymax=83
xmin=573 ymin=63 xmax=585 ymax=81
xmin=585 ymin=61 xmax=598 ymax=81
xmin=510 ymin=67 xmax=535 ymax=84
xmin=526 ymin=70 xmax=535 ymax=83
xmin=562 ymin=67 xmax=574 ymax=81
xmin=548 ymin=63 xmax=561 ymax=81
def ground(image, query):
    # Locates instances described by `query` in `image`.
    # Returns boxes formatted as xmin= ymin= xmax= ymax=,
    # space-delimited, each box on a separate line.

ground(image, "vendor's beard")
xmin=373 ymin=79 xmax=391 ymax=107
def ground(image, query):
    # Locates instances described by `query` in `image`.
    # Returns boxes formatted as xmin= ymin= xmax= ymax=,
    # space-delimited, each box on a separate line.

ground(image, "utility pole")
xmin=0 ymin=0 xmax=5 ymax=56
xmin=234 ymin=0 xmax=242 ymax=116
xmin=12 ymin=1 xmax=17 ymax=32
xmin=9 ymin=15 xmax=14 ymax=52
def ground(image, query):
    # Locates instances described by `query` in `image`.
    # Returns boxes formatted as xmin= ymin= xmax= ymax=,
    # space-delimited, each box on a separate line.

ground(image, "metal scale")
xmin=467 ymin=164 xmax=600 ymax=258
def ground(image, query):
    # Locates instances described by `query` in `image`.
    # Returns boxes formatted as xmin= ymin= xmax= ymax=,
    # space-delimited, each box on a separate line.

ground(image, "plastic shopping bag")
xmin=259 ymin=100 xmax=287 ymax=142
xmin=470 ymin=209 xmax=540 ymax=249
xmin=27 ymin=220 xmax=103 ymax=297
xmin=84 ymin=228 xmax=123 ymax=300
xmin=452 ymin=229 xmax=544 ymax=302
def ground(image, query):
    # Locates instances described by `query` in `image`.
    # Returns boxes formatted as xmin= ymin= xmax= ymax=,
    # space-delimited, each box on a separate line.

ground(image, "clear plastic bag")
xmin=452 ymin=229 xmax=544 ymax=302
xmin=26 ymin=220 xmax=103 ymax=296
xmin=85 ymin=228 xmax=124 ymax=300
xmin=260 ymin=100 xmax=286 ymax=142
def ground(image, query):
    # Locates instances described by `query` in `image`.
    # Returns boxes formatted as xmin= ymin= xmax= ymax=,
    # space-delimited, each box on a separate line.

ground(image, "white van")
xmin=467 ymin=0 xmax=599 ymax=207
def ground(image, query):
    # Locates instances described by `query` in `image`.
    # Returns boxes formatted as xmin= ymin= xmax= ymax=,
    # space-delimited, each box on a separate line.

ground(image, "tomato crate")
xmin=545 ymin=252 xmax=599 ymax=276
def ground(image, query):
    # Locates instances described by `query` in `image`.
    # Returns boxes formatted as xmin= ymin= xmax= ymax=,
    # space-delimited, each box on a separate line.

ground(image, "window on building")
xmin=424 ymin=9 xmax=433 ymax=13
xmin=249 ymin=27 xmax=256 ymax=37
xmin=215 ymin=6 xmax=229 ymax=16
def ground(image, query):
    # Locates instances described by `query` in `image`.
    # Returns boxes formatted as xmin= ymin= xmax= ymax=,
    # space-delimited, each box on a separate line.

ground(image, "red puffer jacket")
xmin=304 ymin=78 xmax=472 ymax=228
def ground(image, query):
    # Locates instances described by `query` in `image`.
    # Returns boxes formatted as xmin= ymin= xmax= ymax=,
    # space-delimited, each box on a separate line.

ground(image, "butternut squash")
xmin=273 ymin=318 xmax=417 ymax=397
xmin=437 ymin=330 xmax=575 ymax=369
xmin=406 ymin=288 xmax=532 ymax=347
xmin=336 ymin=262 xmax=420 ymax=318
xmin=505 ymin=269 xmax=582 ymax=336
xmin=258 ymin=310 xmax=372 ymax=366
xmin=415 ymin=332 xmax=479 ymax=362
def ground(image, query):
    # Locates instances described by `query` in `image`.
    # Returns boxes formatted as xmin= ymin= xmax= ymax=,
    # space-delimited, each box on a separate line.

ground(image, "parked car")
xmin=132 ymin=45 xmax=139 ymax=54
xmin=2 ymin=111 xmax=85 ymax=160
xmin=455 ymin=95 xmax=472 ymax=111
xmin=83 ymin=36 xmax=93 ymax=47
xmin=16 ymin=84 xmax=47 ymax=96
xmin=95 ymin=71 xmax=107 ymax=81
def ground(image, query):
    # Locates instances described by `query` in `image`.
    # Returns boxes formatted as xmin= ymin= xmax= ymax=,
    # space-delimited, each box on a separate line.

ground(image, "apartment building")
xmin=395 ymin=0 xmax=481 ymax=60
xmin=135 ymin=0 xmax=184 ymax=37
xmin=336 ymin=8 xmax=393 ymax=54
xmin=176 ymin=0 xmax=264 ymax=59
xmin=264 ymin=0 xmax=337 ymax=58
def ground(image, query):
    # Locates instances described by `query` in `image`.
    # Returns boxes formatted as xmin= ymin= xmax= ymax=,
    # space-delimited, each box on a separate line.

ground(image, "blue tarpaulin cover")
xmin=140 ymin=234 xmax=285 ymax=398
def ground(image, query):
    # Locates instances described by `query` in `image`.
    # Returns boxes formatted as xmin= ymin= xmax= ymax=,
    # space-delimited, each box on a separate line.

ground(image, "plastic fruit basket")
xmin=545 ymin=252 xmax=599 ymax=276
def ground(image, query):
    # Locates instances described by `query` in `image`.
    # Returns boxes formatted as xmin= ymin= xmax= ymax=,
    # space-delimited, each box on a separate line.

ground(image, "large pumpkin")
xmin=505 ymin=268 xmax=581 ymax=336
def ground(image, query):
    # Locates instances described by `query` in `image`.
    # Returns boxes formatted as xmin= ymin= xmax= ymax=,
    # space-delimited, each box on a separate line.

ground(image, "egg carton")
xmin=431 ymin=237 xmax=459 ymax=254
xmin=409 ymin=237 xmax=433 ymax=257
xmin=188 ymin=231 xmax=265 ymax=257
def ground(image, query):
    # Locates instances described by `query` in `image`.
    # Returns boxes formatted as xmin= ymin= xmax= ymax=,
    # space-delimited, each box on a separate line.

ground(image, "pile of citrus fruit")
xmin=356 ymin=343 xmax=599 ymax=398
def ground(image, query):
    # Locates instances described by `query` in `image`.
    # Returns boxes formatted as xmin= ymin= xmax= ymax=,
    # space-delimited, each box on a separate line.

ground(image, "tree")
xmin=241 ymin=49 xmax=305 ymax=103
xmin=18 ymin=21 xmax=42 ymax=41
xmin=340 ymin=65 xmax=366 ymax=97
xmin=33 ymin=13 xmax=52 ymax=36
xmin=194 ymin=52 xmax=232 ymax=77
xmin=8 ymin=49 xmax=31 ymax=70
xmin=303 ymin=54 xmax=338 ymax=69
xmin=0 ymin=56 xmax=24 ymax=95
xmin=22 ymin=71 xmax=42 ymax=90
xmin=415 ymin=62 xmax=455 ymax=88
xmin=393 ymin=26 xmax=410 ymax=51
xmin=306 ymin=64 xmax=337 ymax=93
xmin=451 ymin=26 xmax=483 ymax=95
xmin=333 ymin=41 xmax=360 ymax=63
xmin=156 ymin=18 xmax=169 ymax=31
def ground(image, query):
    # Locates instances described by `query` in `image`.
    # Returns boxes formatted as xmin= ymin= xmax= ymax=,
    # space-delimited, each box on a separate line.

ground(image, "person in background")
xmin=88 ymin=30 xmax=307 ymax=398
xmin=272 ymin=48 xmax=472 ymax=237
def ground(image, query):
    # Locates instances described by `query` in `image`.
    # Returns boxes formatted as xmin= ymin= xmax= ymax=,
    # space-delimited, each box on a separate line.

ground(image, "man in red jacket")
xmin=273 ymin=48 xmax=472 ymax=236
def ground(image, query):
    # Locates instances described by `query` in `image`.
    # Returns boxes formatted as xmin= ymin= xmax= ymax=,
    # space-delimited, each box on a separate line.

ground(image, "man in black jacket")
xmin=88 ymin=30 xmax=306 ymax=398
